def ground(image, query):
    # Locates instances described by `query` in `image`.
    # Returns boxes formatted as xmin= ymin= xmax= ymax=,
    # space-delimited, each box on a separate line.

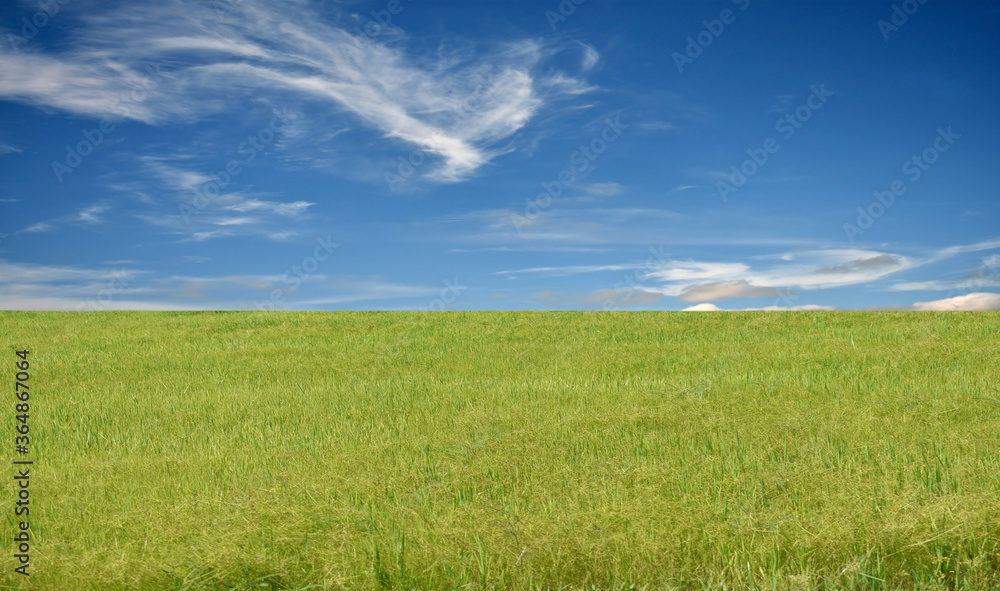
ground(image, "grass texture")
xmin=0 ymin=311 xmax=998 ymax=590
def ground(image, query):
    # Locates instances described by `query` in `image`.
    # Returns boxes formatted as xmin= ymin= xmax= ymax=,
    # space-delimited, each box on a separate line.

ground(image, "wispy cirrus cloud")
xmin=0 ymin=260 xmax=454 ymax=311
xmin=0 ymin=0 xmax=594 ymax=183
xmin=658 ymin=241 xmax=1000 ymax=302
xmin=0 ymin=261 xmax=161 ymax=310
xmin=583 ymin=182 xmax=623 ymax=197
xmin=442 ymin=205 xmax=686 ymax=245
xmin=15 ymin=202 xmax=111 ymax=234
xmin=497 ymin=238 xmax=1000 ymax=307
xmin=76 ymin=203 xmax=110 ymax=223
xmin=125 ymin=157 xmax=314 ymax=241
xmin=643 ymin=249 xmax=915 ymax=297
xmin=497 ymin=263 xmax=644 ymax=277
xmin=886 ymin=254 xmax=1000 ymax=294
xmin=20 ymin=222 xmax=52 ymax=233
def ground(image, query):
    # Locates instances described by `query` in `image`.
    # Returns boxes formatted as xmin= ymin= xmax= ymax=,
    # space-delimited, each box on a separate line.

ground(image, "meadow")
xmin=0 ymin=311 xmax=998 ymax=590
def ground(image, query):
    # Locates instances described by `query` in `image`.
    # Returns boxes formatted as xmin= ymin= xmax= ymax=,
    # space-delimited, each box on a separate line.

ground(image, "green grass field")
xmin=1 ymin=311 xmax=998 ymax=590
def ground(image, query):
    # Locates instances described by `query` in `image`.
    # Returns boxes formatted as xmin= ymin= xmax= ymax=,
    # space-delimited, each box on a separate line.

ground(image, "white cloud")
xmin=491 ymin=248 xmax=910 ymax=297
xmin=890 ymin=277 xmax=1000 ymax=291
xmin=214 ymin=217 xmax=259 ymax=226
xmin=0 ymin=262 xmax=132 ymax=284
xmin=187 ymin=230 xmax=233 ymax=242
xmin=76 ymin=204 xmax=110 ymax=224
xmin=292 ymin=278 xmax=441 ymax=306
xmin=488 ymin=238 xmax=1000 ymax=307
xmin=584 ymin=182 xmax=623 ymax=197
xmin=578 ymin=42 xmax=600 ymax=71
xmin=911 ymin=292 xmax=1000 ymax=311
xmin=645 ymin=249 xmax=912 ymax=293
xmin=16 ymin=202 xmax=111 ymax=234
xmin=0 ymin=0 xmax=592 ymax=182
xmin=224 ymin=199 xmax=313 ymax=216
xmin=652 ymin=240 xmax=1000 ymax=307
xmin=451 ymin=205 xmax=686 ymax=245
xmin=495 ymin=263 xmax=643 ymax=277
xmin=682 ymin=302 xmax=835 ymax=311
xmin=20 ymin=222 xmax=52 ymax=233
xmin=649 ymin=261 xmax=753 ymax=283
xmin=0 ymin=143 xmax=21 ymax=155
xmin=450 ymin=246 xmax=609 ymax=253
xmin=682 ymin=303 xmax=722 ymax=311
xmin=128 ymin=159 xmax=315 ymax=240
xmin=140 ymin=158 xmax=213 ymax=192
xmin=665 ymin=184 xmax=696 ymax=194
xmin=925 ymin=238 xmax=1000 ymax=264
xmin=0 ymin=262 xmax=169 ymax=310
xmin=0 ymin=260 xmax=442 ymax=310
xmin=0 ymin=296 xmax=199 ymax=311
xmin=888 ymin=251 xmax=1000 ymax=292
xmin=677 ymin=280 xmax=781 ymax=302
xmin=267 ymin=231 xmax=297 ymax=242
xmin=744 ymin=304 xmax=836 ymax=311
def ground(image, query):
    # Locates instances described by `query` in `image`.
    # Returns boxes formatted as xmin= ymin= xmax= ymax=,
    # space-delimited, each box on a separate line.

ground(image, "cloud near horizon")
xmin=677 ymin=280 xmax=782 ymax=302
xmin=0 ymin=260 xmax=450 ymax=311
xmin=681 ymin=293 xmax=1000 ymax=312
xmin=911 ymin=292 xmax=1000 ymax=311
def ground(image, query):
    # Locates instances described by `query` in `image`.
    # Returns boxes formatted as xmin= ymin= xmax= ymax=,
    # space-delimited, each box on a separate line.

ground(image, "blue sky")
xmin=1 ymin=0 xmax=999 ymax=311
